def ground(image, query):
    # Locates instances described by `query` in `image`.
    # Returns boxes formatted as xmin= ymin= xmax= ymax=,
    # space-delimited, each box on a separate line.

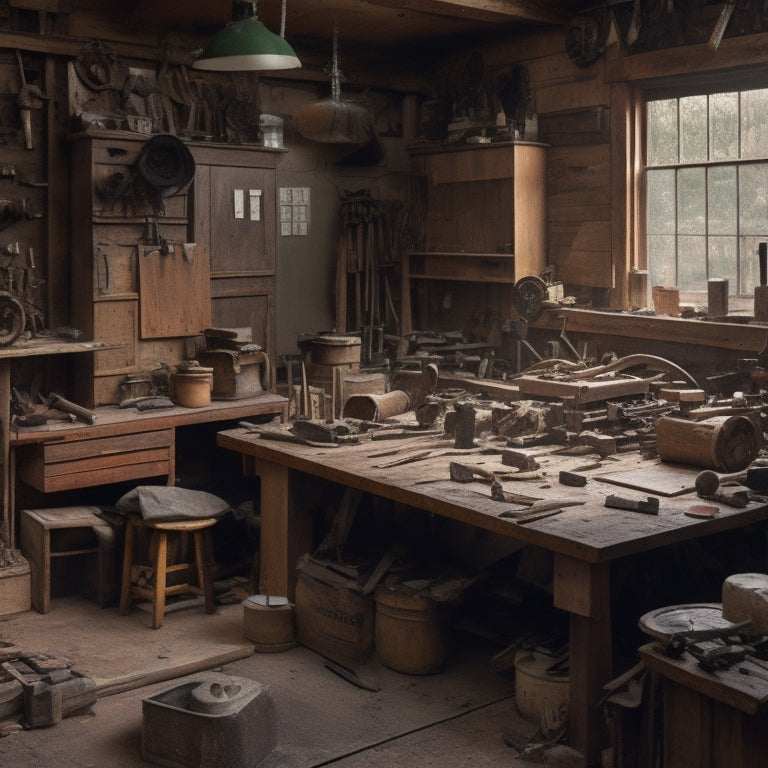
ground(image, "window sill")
xmin=534 ymin=306 xmax=767 ymax=353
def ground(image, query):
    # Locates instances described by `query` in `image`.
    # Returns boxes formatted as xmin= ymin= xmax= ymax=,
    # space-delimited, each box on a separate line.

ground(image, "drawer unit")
xmin=17 ymin=428 xmax=174 ymax=493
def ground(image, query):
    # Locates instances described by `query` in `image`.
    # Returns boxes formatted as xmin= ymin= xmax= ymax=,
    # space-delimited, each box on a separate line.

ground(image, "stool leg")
xmin=119 ymin=521 xmax=135 ymax=615
xmin=152 ymin=531 xmax=168 ymax=629
xmin=194 ymin=530 xmax=216 ymax=615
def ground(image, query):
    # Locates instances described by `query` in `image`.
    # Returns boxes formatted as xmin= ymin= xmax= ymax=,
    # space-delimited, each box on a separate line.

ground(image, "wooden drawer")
xmin=17 ymin=429 xmax=174 ymax=493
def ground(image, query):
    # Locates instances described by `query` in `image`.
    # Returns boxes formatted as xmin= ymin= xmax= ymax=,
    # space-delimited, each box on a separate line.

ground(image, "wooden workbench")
xmin=217 ymin=426 xmax=768 ymax=765
xmin=8 ymin=394 xmax=288 ymax=548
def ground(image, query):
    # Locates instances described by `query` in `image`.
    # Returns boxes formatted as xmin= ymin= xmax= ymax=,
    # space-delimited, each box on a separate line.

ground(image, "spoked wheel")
xmin=0 ymin=292 xmax=25 ymax=346
xmin=512 ymin=275 xmax=548 ymax=321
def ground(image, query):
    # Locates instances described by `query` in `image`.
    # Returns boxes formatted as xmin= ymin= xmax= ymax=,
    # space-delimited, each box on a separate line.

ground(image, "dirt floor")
xmin=0 ymin=596 xmax=581 ymax=767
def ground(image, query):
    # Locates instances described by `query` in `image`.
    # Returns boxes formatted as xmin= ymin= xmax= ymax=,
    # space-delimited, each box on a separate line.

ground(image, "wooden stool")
xmin=119 ymin=515 xmax=217 ymax=629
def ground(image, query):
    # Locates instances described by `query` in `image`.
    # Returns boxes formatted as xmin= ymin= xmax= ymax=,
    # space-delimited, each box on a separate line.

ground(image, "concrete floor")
xmin=0 ymin=596 xmax=573 ymax=767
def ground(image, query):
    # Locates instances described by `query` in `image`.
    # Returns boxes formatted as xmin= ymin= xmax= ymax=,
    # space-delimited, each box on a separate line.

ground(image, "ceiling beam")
xmin=363 ymin=0 xmax=567 ymax=25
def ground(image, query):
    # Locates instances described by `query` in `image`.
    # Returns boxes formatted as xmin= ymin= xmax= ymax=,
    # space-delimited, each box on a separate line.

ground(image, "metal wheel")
xmin=512 ymin=275 xmax=548 ymax=321
xmin=0 ymin=292 xmax=25 ymax=346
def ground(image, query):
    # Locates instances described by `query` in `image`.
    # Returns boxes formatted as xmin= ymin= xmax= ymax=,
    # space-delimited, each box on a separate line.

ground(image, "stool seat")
xmin=119 ymin=515 xmax=217 ymax=629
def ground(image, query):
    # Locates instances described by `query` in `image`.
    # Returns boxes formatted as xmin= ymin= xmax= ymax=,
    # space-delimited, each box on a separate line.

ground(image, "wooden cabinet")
xmin=403 ymin=141 xmax=547 ymax=337
xmin=69 ymin=132 xmax=284 ymax=406
xmin=190 ymin=143 xmax=284 ymax=369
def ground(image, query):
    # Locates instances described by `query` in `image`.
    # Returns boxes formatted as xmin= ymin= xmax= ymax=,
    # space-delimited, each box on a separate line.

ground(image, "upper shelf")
xmin=408 ymin=141 xmax=548 ymax=184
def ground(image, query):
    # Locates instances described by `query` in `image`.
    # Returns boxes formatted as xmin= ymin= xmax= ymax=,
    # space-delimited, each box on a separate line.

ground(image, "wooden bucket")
xmin=171 ymin=373 xmax=212 ymax=407
xmin=655 ymin=414 xmax=761 ymax=472
xmin=243 ymin=595 xmax=296 ymax=652
xmin=374 ymin=585 xmax=449 ymax=675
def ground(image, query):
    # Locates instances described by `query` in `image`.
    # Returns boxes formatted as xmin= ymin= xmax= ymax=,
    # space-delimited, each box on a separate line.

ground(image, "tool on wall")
xmin=15 ymin=50 xmax=48 ymax=150
xmin=337 ymin=188 xmax=389 ymax=344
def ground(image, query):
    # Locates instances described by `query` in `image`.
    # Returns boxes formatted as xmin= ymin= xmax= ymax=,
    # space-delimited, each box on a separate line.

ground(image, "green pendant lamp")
xmin=193 ymin=0 xmax=300 ymax=72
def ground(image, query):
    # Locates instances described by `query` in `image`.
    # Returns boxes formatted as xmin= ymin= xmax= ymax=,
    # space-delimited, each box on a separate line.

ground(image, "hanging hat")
xmin=136 ymin=134 xmax=196 ymax=197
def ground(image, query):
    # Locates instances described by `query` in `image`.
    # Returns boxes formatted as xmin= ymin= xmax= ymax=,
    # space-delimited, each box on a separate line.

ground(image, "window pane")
xmin=678 ymin=235 xmax=706 ymax=290
xmin=678 ymin=168 xmax=705 ymax=235
xmin=739 ymin=163 xmax=768 ymax=234
xmin=647 ymin=169 xmax=675 ymax=234
xmin=647 ymin=99 xmax=678 ymax=166
xmin=740 ymin=88 xmax=768 ymax=159
xmin=710 ymin=91 xmax=738 ymax=161
xmin=680 ymin=95 xmax=707 ymax=163
xmin=740 ymin=236 xmax=767 ymax=293
xmin=708 ymin=236 xmax=737 ymax=289
xmin=708 ymin=166 xmax=737 ymax=235
xmin=647 ymin=234 xmax=676 ymax=286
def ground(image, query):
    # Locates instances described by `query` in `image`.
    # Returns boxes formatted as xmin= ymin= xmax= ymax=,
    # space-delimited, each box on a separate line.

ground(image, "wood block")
xmin=657 ymin=388 xmax=706 ymax=403
xmin=754 ymin=285 xmax=768 ymax=322
xmin=652 ymin=286 xmax=680 ymax=317
xmin=501 ymin=449 xmax=539 ymax=471
xmin=708 ymin=277 xmax=729 ymax=317
xmin=628 ymin=269 xmax=648 ymax=309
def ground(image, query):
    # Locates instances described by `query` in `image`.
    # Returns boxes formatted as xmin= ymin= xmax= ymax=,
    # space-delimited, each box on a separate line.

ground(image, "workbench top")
xmin=217 ymin=427 xmax=768 ymax=565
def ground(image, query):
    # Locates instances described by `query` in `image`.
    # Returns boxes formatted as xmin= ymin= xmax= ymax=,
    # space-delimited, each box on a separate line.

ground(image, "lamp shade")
xmin=193 ymin=16 xmax=301 ymax=71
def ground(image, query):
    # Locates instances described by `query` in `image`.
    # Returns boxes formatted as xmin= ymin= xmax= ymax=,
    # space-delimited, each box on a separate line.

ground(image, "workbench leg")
xmin=0 ymin=360 xmax=10 ymax=547
xmin=554 ymin=555 xmax=612 ymax=766
xmin=253 ymin=459 xmax=314 ymax=600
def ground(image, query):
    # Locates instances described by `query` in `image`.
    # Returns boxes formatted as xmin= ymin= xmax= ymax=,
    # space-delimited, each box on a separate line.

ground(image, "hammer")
xmin=695 ymin=466 xmax=768 ymax=497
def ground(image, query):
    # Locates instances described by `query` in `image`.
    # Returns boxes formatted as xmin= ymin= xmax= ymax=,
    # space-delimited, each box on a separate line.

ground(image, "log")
xmin=655 ymin=414 xmax=761 ymax=472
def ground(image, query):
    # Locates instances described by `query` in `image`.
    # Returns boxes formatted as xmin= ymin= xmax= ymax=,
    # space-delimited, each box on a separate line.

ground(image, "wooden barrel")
xmin=655 ymin=414 xmax=761 ymax=472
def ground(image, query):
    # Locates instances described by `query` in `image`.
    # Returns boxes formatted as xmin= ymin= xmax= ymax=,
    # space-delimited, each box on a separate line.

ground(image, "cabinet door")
xmin=209 ymin=166 xmax=274 ymax=275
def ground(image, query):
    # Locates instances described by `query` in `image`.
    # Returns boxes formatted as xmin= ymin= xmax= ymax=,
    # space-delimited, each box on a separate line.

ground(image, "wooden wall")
xmin=474 ymin=28 xmax=618 ymax=305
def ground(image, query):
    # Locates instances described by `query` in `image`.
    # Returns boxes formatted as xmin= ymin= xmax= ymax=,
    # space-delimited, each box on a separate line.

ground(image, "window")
xmin=646 ymin=87 xmax=768 ymax=295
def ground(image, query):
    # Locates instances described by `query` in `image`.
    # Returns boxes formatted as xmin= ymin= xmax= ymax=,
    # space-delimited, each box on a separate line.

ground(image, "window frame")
xmin=637 ymin=67 xmax=768 ymax=297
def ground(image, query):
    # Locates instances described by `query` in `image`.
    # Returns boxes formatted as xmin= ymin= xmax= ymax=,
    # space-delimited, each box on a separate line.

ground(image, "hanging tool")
xmin=15 ymin=50 xmax=49 ymax=151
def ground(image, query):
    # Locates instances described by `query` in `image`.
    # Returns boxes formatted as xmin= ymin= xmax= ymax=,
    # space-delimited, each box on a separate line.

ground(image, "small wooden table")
xmin=216 ymin=427 xmax=768 ymax=765
xmin=640 ymin=641 xmax=768 ymax=767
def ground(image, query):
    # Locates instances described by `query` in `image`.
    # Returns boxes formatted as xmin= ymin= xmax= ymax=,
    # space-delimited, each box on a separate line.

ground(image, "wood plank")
xmin=367 ymin=0 xmax=566 ymax=24
xmin=515 ymin=373 xmax=650 ymax=404
xmin=595 ymin=463 xmax=699 ymax=497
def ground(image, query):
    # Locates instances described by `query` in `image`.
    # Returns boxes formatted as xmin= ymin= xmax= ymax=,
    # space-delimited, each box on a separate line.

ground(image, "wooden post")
xmin=628 ymin=270 xmax=648 ymax=309
xmin=554 ymin=555 xmax=612 ymax=766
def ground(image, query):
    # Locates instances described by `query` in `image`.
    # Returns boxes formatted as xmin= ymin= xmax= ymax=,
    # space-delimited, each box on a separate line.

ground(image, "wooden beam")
xmin=365 ymin=0 xmax=566 ymax=25
xmin=606 ymin=31 xmax=768 ymax=83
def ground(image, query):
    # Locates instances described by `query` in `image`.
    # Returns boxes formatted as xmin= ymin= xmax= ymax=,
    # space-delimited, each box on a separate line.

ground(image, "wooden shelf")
xmin=402 ymin=143 xmax=547 ymax=340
